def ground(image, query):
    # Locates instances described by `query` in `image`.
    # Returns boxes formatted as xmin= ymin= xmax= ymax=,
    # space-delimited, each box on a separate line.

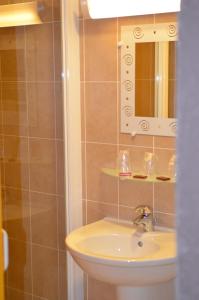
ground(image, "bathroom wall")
xmin=0 ymin=0 xmax=67 ymax=299
xmin=80 ymin=12 xmax=177 ymax=300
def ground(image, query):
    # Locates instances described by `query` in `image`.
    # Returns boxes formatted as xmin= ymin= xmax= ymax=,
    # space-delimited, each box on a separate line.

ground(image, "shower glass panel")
xmin=0 ymin=1 xmax=67 ymax=299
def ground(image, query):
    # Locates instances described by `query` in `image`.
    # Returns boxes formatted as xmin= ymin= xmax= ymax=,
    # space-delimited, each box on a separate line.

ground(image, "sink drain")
xmin=138 ymin=241 xmax=143 ymax=247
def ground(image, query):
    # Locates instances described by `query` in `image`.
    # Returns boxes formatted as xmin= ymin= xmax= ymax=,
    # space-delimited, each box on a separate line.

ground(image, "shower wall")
xmin=0 ymin=0 xmax=67 ymax=299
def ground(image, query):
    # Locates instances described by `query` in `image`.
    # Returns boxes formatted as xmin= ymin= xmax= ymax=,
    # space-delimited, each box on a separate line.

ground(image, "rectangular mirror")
xmin=120 ymin=23 xmax=177 ymax=136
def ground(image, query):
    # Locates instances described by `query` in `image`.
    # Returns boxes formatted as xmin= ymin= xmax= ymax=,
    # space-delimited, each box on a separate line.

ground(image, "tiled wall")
xmin=0 ymin=0 xmax=67 ymax=299
xmin=80 ymin=13 xmax=177 ymax=300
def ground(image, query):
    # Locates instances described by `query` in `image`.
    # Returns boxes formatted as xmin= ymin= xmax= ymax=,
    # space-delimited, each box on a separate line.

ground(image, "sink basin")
xmin=66 ymin=218 xmax=176 ymax=300
xmin=78 ymin=232 xmax=159 ymax=258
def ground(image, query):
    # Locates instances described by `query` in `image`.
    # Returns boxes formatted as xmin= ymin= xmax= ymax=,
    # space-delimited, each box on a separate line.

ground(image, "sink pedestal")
xmin=117 ymin=279 xmax=175 ymax=300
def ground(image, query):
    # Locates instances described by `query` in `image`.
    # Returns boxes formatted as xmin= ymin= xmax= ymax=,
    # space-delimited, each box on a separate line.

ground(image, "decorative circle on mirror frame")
xmin=168 ymin=24 xmax=177 ymax=37
xmin=122 ymin=105 xmax=133 ymax=117
xmin=169 ymin=122 xmax=177 ymax=133
xmin=123 ymin=54 xmax=133 ymax=65
xmin=139 ymin=120 xmax=150 ymax=131
xmin=123 ymin=80 xmax=133 ymax=92
xmin=133 ymin=27 xmax=144 ymax=39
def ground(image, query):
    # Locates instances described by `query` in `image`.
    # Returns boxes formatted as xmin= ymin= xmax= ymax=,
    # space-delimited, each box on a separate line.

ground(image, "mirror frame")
xmin=120 ymin=22 xmax=177 ymax=136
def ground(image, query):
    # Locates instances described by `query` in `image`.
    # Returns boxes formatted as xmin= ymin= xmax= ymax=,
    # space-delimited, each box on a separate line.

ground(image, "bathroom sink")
xmin=66 ymin=218 xmax=176 ymax=287
xmin=78 ymin=232 xmax=159 ymax=259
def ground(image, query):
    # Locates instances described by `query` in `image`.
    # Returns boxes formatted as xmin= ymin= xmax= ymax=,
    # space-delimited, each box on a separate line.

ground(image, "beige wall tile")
xmin=8 ymin=240 xmax=32 ymax=293
xmin=58 ymin=250 xmax=67 ymax=300
xmin=4 ymin=188 xmax=31 ymax=242
xmin=0 ymin=49 xmax=25 ymax=81
xmin=6 ymin=288 xmax=32 ymax=300
xmin=83 ymin=199 xmax=87 ymax=225
xmin=119 ymin=133 xmax=153 ymax=147
xmin=58 ymin=196 xmax=67 ymax=250
xmin=53 ymin=0 xmax=61 ymax=21
xmin=27 ymin=82 xmax=55 ymax=138
xmin=4 ymin=136 xmax=28 ymax=161
xmin=119 ymin=205 xmax=137 ymax=223
xmin=4 ymin=161 xmax=29 ymax=189
xmin=0 ymin=27 xmax=26 ymax=81
xmin=154 ymin=13 xmax=178 ymax=23
xmin=87 ymin=200 xmax=118 ymax=224
xmin=55 ymin=81 xmax=64 ymax=139
xmin=154 ymin=212 xmax=175 ymax=228
xmin=0 ymin=89 xmax=3 ymax=135
xmin=84 ymin=19 xmax=117 ymax=81
xmin=82 ymin=142 xmax=86 ymax=200
xmin=154 ymin=136 xmax=176 ymax=149
xmin=81 ymin=82 xmax=85 ymax=141
xmin=4 ymin=136 xmax=29 ymax=189
xmin=30 ymin=192 xmax=58 ymax=248
xmin=154 ymin=182 xmax=175 ymax=214
xmin=154 ymin=148 xmax=176 ymax=177
xmin=80 ymin=19 xmax=85 ymax=82
xmin=56 ymin=140 xmax=65 ymax=196
xmin=26 ymin=23 xmax=54 ymax=81
xmin=119 ymin=180 xmax=153 ymax=208
xmin=2 ymin=82 xmax=28 ymax=136
xmin=85 ymin=82 xmax=118 ymax=143
xmin=84 ymin=273 xmax=88 ymax=300
xmin=86 ymin=143 xmax=118 ymax=203
xmin=32 ymin=245 xmax=59 ymax=300
xmin=29 ymin=138 xmax=56 ymax=194
xmin=0 ymin=136 xmax=4 ymax=185
xmin=53 ymin=22 xmax=62 ymax=81
xmin=88 ymin=277 xmax=116 ymax=300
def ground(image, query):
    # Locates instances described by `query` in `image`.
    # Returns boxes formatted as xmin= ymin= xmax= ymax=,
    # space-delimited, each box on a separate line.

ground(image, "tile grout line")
xmin=7 ymin=236 xmax=62 ymax=251
xmin=52 ymin=18 xmax=60 ymax=300
xmin=1 ymin=185 xmax=65 ymax=197
xmin=24 ymin=24 xmax=34 ymax=299
xmin=82 ymin=16 xmax=88 ymax=227
xmin=6 ymin=285 xmax=48 ymax=299
xmin=0 ymin=134 xmax=175 ymax=151
xmin=85 ymin=199 xmax=175 ymax=216
xmin=0 ymin=134 xmax=64 ymax=141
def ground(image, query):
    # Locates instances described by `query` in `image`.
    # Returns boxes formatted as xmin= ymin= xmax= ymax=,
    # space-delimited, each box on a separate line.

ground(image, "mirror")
xmin=121 ymin=23 xmax=177 ymax=136
xmin=135 ymin=41 xmax=176 ymax=119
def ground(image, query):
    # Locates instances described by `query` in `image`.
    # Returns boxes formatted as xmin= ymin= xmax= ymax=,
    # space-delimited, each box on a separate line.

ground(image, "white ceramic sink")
xmin=78 ymin=232 xmax=159 ymax=258
xmin=66 ymin=218 xmax=176 ymax=300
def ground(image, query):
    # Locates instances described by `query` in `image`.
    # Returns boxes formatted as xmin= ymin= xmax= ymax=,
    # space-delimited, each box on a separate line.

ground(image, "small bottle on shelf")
xmin=118 ymin=150 xmax=132 ymax=179
xmin=144 ymin=152 xmax=156 ymax=178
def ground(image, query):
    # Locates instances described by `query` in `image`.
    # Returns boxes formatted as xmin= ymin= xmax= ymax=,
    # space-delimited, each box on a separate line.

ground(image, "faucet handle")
xmin=135 ymin=205 xmax=152 ymax=217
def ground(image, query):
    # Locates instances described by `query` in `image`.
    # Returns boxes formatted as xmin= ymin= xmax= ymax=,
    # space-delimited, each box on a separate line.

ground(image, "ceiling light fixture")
xmin=0 ymin=1 xmax=42 ymax=27
xmin=81 ymin=0 xmax=181 ymax=19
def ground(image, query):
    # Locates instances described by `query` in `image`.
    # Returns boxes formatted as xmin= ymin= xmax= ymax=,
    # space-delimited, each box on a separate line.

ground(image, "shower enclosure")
xmin=0 ymin=0 xmax=67 ymax=299
xmin=0 ymin=0 xmax=83 ymax=298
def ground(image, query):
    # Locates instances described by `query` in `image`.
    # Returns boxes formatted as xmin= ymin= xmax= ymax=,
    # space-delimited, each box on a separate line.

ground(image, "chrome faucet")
xmin=133 ymin=205 xmax=154 ymax=232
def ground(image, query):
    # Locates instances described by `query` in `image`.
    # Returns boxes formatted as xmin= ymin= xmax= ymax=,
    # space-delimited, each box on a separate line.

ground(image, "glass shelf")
xmin=101 ymin=168 xmax=176 ymax=183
